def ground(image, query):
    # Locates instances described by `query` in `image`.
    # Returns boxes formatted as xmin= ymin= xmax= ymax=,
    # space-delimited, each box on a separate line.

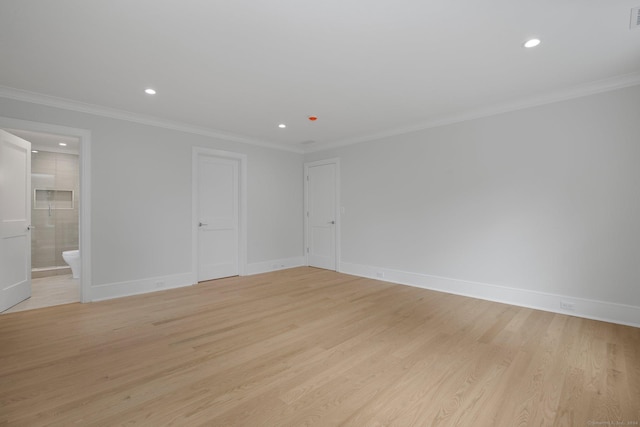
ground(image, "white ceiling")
xmin=1 ymin=1 xmax=639 ymax=152
xmin=5 ymin=129 xmax=80 ymax=154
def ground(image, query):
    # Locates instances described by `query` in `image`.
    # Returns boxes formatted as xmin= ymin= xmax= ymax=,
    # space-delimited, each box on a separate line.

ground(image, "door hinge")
xmin=306 ymin=211 xmax=309 ymax=217
xmin=306 ymin=247 xmax=309 ymax=253
xmin=306 ymin=175 xmax=309 ymax=181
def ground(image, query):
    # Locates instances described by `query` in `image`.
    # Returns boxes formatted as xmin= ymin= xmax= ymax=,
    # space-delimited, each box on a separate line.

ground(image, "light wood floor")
xmin=2 ymin=274 xmax=80 ymax=314
xmin=0 ymin=267 xmax=638 ymax=426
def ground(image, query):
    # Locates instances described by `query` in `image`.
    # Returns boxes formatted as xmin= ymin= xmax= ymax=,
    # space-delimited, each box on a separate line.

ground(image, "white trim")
xmin=0 ymin=117 xmax=92 ymax=302
xmin=245 ymin=256 xmax=306 ymax=275
xmin=304 ymin=158 xmax=341 ymax=272
xmin=340 ymin=262 xmax=640 ymax=328
xmin=0 ymin=85 xmax=303 ymax=154
xmin=90 ymin=272 xmax=193 ymax=302
xmin=192 ymin=147 xmax=247 ymax=283
xmin=306 ymin=72 xmax=640 ymax=153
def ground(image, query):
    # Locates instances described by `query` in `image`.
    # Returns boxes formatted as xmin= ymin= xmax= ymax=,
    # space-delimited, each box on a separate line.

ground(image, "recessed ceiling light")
xmin=524 ymin=38 xmax=541 ymax=48
xmin=145 ymin=88 xmax=157 ymax=95
xmin=278 ymin=124 xmax=286 ymax=129
xmin=59 ymin=142 xmax=67 ymax=147
xmin=32 ymin=150 xmax=38 ymax=153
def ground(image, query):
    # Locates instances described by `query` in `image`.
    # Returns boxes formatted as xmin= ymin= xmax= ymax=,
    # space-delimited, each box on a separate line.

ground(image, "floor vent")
xmin=631 ymin=7 xmax=640 ymax=29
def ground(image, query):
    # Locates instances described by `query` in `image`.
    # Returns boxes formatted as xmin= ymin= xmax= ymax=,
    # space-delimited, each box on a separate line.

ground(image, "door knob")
xmin=199 ymin=222 xmax=208 ymax=227
xmin=328 ymin=220 xmax=335 ymax=224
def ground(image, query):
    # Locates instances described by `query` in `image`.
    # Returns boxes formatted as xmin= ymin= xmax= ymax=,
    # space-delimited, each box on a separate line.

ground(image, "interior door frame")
xmin=192 ymin=147 xmax=247 ymax=282
xmin=0 ymin=117 xmax=92 ymax=302
xmin=304 ymin=158 xmax=341 ymax=272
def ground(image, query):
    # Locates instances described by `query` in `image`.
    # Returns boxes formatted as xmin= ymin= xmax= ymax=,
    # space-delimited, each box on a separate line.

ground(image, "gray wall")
xmin=306 ymin=85 xmax=640 ymax=309
xmin=3 ymin=83 xmax=639 ymax=320
xmin=0 ymin=97 xmax=304 ymax=290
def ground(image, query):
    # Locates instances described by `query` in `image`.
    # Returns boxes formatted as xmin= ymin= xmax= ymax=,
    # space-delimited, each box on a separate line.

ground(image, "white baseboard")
xmin=89 ymin=257 xmax=306 ymax=302
xmin=340 ymin=262 xmax=640 ymax=328
xmin=90 ymin=272 xmax=194 ymax=302
xmin=246 ymin=256 xmax=306 ymax=275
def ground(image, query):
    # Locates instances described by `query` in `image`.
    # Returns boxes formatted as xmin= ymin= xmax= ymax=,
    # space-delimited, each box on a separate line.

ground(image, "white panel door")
xmin=0 ymin=130 xmax=31 ymax=312
xmin=307 ymin=162 xmax=337 ymax=270
xmin=197 ymin=155 xmax=239 ymax=281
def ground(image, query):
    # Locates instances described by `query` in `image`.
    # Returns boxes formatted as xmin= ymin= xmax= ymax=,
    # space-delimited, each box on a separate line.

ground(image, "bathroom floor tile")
xmin=1 ymin=274 xmax=80 ymax=314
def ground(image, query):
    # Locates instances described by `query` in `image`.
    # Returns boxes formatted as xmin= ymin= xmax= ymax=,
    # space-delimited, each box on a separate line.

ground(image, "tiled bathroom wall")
xmin=31 ymin=151 xmax=79 ymax=269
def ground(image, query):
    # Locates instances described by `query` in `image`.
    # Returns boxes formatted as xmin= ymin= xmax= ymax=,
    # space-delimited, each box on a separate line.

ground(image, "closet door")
xmin=196 ymin=154 xmax=239 ymax=281
xmin=305 ymin=159 xmax=338 ymax=271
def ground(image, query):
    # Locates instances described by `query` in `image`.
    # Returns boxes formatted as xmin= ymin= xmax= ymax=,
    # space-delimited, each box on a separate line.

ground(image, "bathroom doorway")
xmin=0 ymin=119 xmax=91 ymax=313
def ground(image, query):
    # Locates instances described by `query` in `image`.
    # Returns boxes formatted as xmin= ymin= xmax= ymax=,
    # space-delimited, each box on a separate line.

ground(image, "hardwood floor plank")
xmin=0 ymin=267 xmax=638 ymax=426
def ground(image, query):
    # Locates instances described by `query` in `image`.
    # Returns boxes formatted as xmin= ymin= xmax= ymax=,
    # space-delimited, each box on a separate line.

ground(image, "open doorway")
xmin=4 ymin=130 xmax=80 ymax=313
xmin=0 ymin=117 xmax=91 ymax=313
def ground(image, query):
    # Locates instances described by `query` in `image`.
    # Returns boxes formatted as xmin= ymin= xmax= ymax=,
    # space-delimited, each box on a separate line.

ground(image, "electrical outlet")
xmin=560 ymin=301 xmax=575 ymax=311
xmin=376 ymin=272 xmax=384 ymax=279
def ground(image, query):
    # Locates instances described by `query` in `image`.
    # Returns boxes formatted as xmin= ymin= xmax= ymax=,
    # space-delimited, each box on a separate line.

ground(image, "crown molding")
xmin=3 ymin=71 xmax=639 ymax=156
xmin=0 ymin=86 xmax=304 ymax=154
xmin=306 ymin=72 xmax=640 ymax=153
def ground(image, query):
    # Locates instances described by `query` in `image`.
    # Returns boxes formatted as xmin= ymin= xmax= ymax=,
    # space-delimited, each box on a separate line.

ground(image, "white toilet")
xmin=62 ymin=250 xmax=81 ymax=279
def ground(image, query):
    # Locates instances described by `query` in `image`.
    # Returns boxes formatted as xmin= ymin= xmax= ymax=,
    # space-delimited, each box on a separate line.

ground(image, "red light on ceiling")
xmin=308 ymin=116 xmax=318 ymax=121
